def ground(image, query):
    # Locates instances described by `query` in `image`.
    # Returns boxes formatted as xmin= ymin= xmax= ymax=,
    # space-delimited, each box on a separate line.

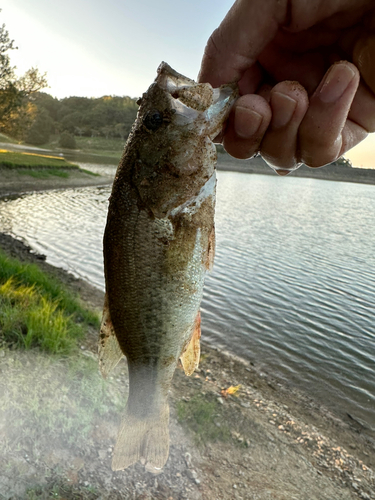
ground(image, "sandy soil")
xmin=0 ymin=173 xmax=375 ymax=499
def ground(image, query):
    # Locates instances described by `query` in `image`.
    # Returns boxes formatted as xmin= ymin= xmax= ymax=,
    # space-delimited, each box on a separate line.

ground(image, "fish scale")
xmin=98 ymin=62 xmax=237 ymax=473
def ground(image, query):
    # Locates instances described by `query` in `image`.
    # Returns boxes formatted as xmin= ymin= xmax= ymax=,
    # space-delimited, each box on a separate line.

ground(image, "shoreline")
xmin=0 ymin=167 xmax=114 ymax=198
xmin=2 ymin=147 xmax=375 ymax=202
xmin=0 ymin=231 xmax=374 ymax=499
xmin=217 ymin=154 xmax=375 ymax=186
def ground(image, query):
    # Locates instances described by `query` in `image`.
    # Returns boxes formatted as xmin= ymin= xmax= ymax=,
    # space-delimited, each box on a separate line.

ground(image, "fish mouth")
xmin=156 ymin=62 xmax=237 ymax=139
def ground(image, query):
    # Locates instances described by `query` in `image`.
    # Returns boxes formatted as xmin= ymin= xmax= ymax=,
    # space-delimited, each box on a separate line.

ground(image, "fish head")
xmin=131 ymin=62 xmax=237 ymax=217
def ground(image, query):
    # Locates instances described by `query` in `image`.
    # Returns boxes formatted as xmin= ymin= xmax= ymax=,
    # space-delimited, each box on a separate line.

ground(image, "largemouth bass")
xmin=99 ymin=62 xmax=236 ymax=473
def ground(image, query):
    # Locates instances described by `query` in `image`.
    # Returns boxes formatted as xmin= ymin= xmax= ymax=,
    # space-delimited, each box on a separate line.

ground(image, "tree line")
xmin=0 ymin=14 xmax=138 ymax=147
xmin=18 ymin=92 xmax=139 ymax=147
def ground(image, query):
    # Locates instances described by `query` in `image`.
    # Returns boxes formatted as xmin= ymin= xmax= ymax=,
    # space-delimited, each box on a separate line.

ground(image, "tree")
xmin=0 ymin=13 xmax=48 ymax=136
xmin=0 ymin=17 xmax=16 ymax=87
xmin=59 ymin=131 xmax=76 ymax=149
xmin=26 ymin=108 xmax=53 ymax=145
xmin=0 ymin=18 xmax=20 ymax=128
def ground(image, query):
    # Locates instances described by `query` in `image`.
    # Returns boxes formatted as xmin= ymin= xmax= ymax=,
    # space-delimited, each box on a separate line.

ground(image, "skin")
xmin=198 ymin=0 xmax=375 ymax=173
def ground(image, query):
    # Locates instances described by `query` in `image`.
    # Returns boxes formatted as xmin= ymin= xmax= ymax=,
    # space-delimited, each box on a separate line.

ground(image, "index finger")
xmin=198 ymin=0 xmax=288 ymax=86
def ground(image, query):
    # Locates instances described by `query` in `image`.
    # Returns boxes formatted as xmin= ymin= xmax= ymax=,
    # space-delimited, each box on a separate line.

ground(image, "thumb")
xmin=198 ymin=0 xmax=288 ymax=87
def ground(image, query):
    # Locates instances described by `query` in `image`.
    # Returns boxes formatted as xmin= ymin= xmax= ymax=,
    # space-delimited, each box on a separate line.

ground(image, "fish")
xmin=98 ymin=62 xmax=237 ymax=474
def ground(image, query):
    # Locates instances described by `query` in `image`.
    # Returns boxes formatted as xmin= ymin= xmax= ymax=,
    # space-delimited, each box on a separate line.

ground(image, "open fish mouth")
xmin=156 ymin=61 xmax=237 ymax=139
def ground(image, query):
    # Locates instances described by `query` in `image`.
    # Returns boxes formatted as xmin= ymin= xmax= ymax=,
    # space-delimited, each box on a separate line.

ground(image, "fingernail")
xmin=271 ymin=92 xmax=297 ymax=128
xmin=319 ymin=63 xmax=356 ymax=103
xmin=234 ymin=107 xmax=263 ymax=139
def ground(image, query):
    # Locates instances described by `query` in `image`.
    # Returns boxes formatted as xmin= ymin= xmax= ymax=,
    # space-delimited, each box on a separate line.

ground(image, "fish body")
xmin=99 ymin=63 xmax=236 ymax=473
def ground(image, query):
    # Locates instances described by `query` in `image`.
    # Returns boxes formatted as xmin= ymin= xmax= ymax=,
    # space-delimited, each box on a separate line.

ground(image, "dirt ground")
xmin=0 ymin=176 xmax=375 ymax=499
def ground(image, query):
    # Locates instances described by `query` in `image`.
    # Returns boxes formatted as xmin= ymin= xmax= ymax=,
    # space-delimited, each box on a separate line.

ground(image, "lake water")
xmin=0 ymin=169 xmax=374 ymax=429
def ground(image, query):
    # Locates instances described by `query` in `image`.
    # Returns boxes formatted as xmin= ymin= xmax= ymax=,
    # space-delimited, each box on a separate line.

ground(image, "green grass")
xmin=0 ymin=150 xmax=79 ymax=169
xmin=0 ymin=249 xmax=99 ymax=354
xmin=177 ymin=394 xmax=231 ymax=445
xmin=18 ymin=168 xmax=70 ymax=178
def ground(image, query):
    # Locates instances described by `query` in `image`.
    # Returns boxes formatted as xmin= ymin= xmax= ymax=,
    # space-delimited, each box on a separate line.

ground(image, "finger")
xmin=257 ymin=84 xmax=273 ymax=103
xmin=222 ymin=94 xmax=272 ymax=159
xmin=260 ymin=81 xmax=309 ymax=171
xmin=353 ymin=34 xmax=375 ymax=95
xmin=236 ymin=63 xmax=263 ymax=95
xmin=338 ymin=119 xmax=368 ymax=158
xmin=299 ymin=61 xmax=361 ymax=168
xmin=348 ymin=81 xmax=375 ymax=133
xmin=198 ymin=0 xmax=288 ymax=87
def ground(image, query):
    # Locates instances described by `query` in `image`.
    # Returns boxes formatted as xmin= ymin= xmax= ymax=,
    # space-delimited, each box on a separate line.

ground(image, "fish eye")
xmin=143 ymin=110 xmax=163 ymax=131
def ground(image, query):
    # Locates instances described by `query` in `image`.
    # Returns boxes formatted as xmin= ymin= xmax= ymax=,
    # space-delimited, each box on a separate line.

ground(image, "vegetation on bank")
xmin=0 ymin=249 xmax=99 ymax=354
xmin=0 ymin=149 xmax=79 ymax=169
xmin=0 ymin=149 xmax=100 ymax=178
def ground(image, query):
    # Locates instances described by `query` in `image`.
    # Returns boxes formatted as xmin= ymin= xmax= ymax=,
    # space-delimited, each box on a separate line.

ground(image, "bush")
xmin=26 ymin=109 xmax=52 ymax=145
xmin=59 ymin=131 xmax=77 ymax=149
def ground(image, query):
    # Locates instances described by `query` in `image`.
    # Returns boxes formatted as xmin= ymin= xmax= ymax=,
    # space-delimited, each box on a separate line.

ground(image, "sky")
xmin=1 ymin=0 xmax=374 ymax=168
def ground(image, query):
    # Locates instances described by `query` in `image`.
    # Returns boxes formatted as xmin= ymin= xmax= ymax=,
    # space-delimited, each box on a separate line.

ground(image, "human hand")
xmin=198 ymin=0 xmax=375 ymax=173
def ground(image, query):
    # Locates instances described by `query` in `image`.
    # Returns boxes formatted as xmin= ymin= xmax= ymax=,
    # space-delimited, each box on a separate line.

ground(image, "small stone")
xmin=233 ymin=484 xmax=237 ymax=489
xmin=269 ymin=420 xmax=276 ymax=425
xmin=217 ymin=397 xmax=224 ymax=405
xmin=184 ymin=452 xmax=192 ymax=468
xmin=360 ymin=493 xmax=370 ymax=500
xmin=83 ymin=481 xmax=89 ymax=487
xmin=240 ymin=402 xmax=250 ymax=408
xmin=186 ymin=469 xmax=198 ymax=480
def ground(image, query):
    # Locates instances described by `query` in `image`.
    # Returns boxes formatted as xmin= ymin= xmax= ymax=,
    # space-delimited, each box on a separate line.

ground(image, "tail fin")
xmin=112 ymin=402 xmax=170 ymax=474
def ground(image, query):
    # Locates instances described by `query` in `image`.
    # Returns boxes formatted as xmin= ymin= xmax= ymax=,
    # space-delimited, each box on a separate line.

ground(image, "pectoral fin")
xmin=98 ymin=293 xmax=124 ymax=378
xmin=180 ymin=311 xmax=201 ymax=376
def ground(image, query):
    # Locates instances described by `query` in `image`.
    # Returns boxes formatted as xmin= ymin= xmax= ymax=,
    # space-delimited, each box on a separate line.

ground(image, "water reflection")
xmin=0 ymin=171 xmax=374 ymax=429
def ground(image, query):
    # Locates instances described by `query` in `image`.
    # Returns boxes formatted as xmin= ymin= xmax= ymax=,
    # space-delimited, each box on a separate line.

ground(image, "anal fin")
xmin=98 ymin=293 xmax=124 ymax=378
xmin=180 ymin=311 xmax=201 ymax=376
